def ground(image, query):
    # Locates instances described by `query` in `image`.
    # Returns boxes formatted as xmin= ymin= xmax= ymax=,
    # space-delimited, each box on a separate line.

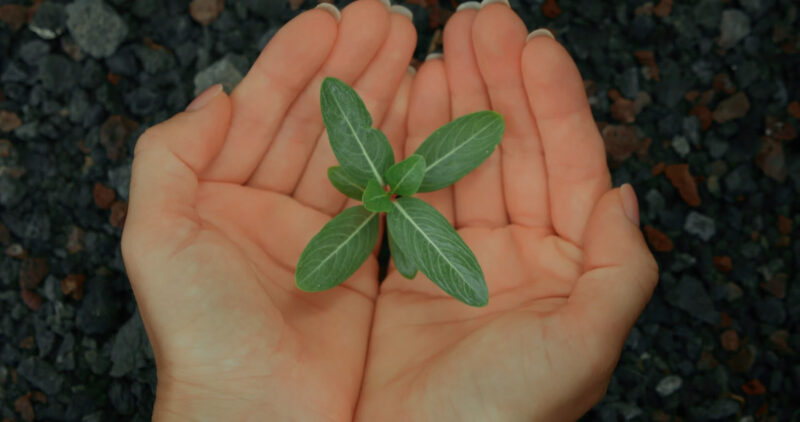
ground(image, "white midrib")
xmin=304 ymin=212 xmax=377 ymax=278
xmin=390 ymin=165 xmax=415 ymax=192
xmin=425 ymin=121 xmax=495 ymax=173
xmin=333 ymin=98 xmax=384 ymax=185
xmin=393 ymin=201 xmax=467 ymax=285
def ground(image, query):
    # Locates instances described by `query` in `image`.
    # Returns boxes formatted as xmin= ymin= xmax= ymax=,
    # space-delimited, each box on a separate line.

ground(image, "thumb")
xmin=122 ymin=85 xmax=231 ymax=264
xmin=563 ymin=184 xmax=659 ymax=351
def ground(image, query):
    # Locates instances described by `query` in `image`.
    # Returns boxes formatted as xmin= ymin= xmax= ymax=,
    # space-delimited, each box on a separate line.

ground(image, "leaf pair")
xmin=295 ymin=77 xmax=504 ymax=307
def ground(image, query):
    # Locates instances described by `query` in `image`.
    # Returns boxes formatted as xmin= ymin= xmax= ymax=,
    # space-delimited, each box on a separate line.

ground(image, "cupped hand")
xmin=355 ymin=4 xmax=658 ymax=421
xmin=121 ymin=2 xmax=416 ymax=420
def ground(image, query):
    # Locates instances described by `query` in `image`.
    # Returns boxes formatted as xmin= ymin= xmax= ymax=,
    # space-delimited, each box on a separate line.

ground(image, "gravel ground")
xmin=0 ymin=0 xmax=798 ymax=420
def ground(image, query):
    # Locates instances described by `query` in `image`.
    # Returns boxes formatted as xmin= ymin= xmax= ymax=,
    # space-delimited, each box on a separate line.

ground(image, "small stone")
xmin=100 ymin=115 xmax=138 ymax=162
xmin=720 ymin=329 xmax=739 ymax=351
xmin=611 ymin=97 xmax=637 ymax=123
xmin=655 ymin=375 xmax=682 ymax=396
xmin=39 ymin=54 xmax=80 ymax=94
xmin=741 ymin=379 xmax=766 ymax=395
xmin=713 ymin=256 xmax=732 ymax=273
xmin=20 ymin=40 xmax=51 ymax=65
xmin=30 ymin=2 xmax=66 ymax=40
xmin=190 ymin=0 xmax=225 ymax=25
xmin=633 ymin=91 xmax=651 ymax=113
xmin=93 ymin=183 xmax=115 ymax=210
xmin=685 ymin=211 xmax=716 ymax=241
xmin=712 ymin=73 xmax=736 ymax=95
xmin=690 ymin=105 xmax=713 ymax=130
xmin=760 ymin=274 xmax=786 ymax=299
xmin=713 ymin=92 xmax=750 ymax=123
xmin=653 ymin=0 xmax=673 ymax=17
xmin=0 ymin=4 xmax=28 ymax=32
xmin=17 ymin=357 xmax=64 ymax=395
xmin=718 ymin=9 xmax=751 ymax=50
xmin=615 ymin=68 xmax=639 ymax=99
xmin=61 ymin=274 xmax=86 ymax=300
xmin=194 ymin=56 xmax=244 ymax=96
xmin=765 ymin=118 xmax=796 ymax=141
xmin=0 ymin=110 xmax=22 ymax=133
xmin=706 ymin=399 xmax=740 ymax=419
xmin=788 ymin=101 xmax=800 ymax=119
xmin=728 ymin=344 xmax=757 ymax=372
xmin=633 ymin=50 xmax=660 ymax=81
xmin=14 ymin=393 xmax=34 ymax=422
xmin=110 ymin=201 xmax=128 ymax=228
xmin=756 ymin=297 xmax=786 ymax=324
xmin=768 ymin=330 xmax=795 ymax=355
xmin=66 ymin=0 xmax=128 ymax=58
xmin=66 ymin=226 xmax=85 ymax=254
xmin=672 ymin=136 xmax=690 ymax=157
xmin=541 ymin=0 xmax=562 ymax=18
xmin=697 ymin=350 xmax=719 ymax=370
xmin=602 ymin=124 xmax=641 ymax=161
xmin=110 ymin=312 xmax=150 ymax=377
xmin=644 ymin=225 xmax=674 ymax=252
xmin=666 ymin=276 xmax=718 ymax=325
xmin=664 ymin=164 xmax=701 ymax=207
xmin=755 ymin=137 xmax=786 ymax=182
xmin=777 ymin=215 xmax=792 ymax=235
xmin=19 ymin=257 xmax=49 ymax=290
xmin=21 ymin=289 xmax=43 ymax=311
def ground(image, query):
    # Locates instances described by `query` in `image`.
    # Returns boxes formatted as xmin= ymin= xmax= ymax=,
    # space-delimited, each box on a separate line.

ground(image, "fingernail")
xmin=390 ymin=5 xmax=413 ymax=20
xmin=425 ymin=52 xmax=443 ymax=61
xmin=407 ymin=65 xmax=417 ymax=76
xmin=379 ymin=0 xmax=391 ymax=10
xmin=620 ymin=184 xmax=640 ymax=226
xmin=456 ymin=1 xmax=481 ymax=11
xmin=480 ymin=0 xmax=510 ymax=8
xmin=316 ymin=3 xmax=342 ymax=22
xmin=186 ymin=84 xmax=223 ymax=112
xmin=526 ymin=28 xmax=555 ymax=42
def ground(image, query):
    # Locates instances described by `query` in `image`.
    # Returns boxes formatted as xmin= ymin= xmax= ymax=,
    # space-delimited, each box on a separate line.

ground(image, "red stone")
xmin=769 ymin=330 xmax=795 ymax=355
xmin=728 ymin=345 xmax=756 ymax=373
xmin=713 ymin=256 xmax=733 ymax=273
xmin=652 ymin=162 xmax=666 ymax=176
xmin=93 ymin=183 xmax=115 ymax=210
xmin=61 ymin=274 xmax=86 ymax=300
xmin=644 ymin=225 xmax=674 ymax=252
xmin=541 ymin=0 xmax=562 ymax=19
xmin=664 ymin=164 xmax=701 ymax=207
xmin=713 ymin=92 xmax=751 ymax=123
xmin=766 ymin=117 xmax=797 ymax=141
xmin=689 ymin=105 xmax=712 ymax=130
xmin=21 ymin=290 xmax=42 ymax=311
xmin=633 ymin=50 xmax=660 ymax=81
xmin=720 ymin=329 xmax=739 ymax=351
xmin=602 ymin=124 xmax=641 ymax=161
xmin=110 ymin=201 xmax=128 ymax=228
xmin=0 ymin=139 xmax=11 ymax=157
xmin=777 ymin=215 xmax=792 ymax=235
xmin=66 ymin=226 xmax=85 ymax=254
xmin=756 ymin=137 xmax=787 ymax=182
xmin=189 ymin=0 xmax=225 ymax=25
xmin=18 ymin=257 xmax=48 ymax=290
xmin=5 ymin=243 xmax=26 ymax=259
xmin=14 ymin=393 xmax=34 ymax=422
xmin=712 ymin=73 xmax=737 ymax=94
xmin=0 ymin=110 xmax=22 ymax=132
xmin=760 ymin=274 xmax=787 ymax=299
xmin=788 ymin=101 xmax=800 ymax=119
xmin=741 ymin=379 xmax=766 ymax=395
xmin=611 ymin=97 xmax=637 ymax=123
xmin=100 ymin=115 xmax=138 ymax=162
xmin=653 ymin=0 xmax=673 ymax=17
xmin=0 ymin=4 xmax=27 ymax=32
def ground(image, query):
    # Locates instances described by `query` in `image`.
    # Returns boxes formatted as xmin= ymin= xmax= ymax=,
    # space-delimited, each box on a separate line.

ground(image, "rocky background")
xmin=0 ymin=0 xmax=798 ymax=420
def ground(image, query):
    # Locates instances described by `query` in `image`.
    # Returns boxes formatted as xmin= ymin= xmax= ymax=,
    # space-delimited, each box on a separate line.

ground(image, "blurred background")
xmin=0 ymin=0 xmax=798 ymax=420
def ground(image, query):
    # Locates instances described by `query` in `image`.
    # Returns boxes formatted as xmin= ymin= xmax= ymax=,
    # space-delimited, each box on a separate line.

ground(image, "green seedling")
xmin=295 ymin=77 xmax=505 ymax=307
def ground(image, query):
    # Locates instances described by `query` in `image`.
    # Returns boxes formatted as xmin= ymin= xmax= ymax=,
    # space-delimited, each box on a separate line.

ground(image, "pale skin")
xmin=121 ymin=1 xmax=659 ymax=421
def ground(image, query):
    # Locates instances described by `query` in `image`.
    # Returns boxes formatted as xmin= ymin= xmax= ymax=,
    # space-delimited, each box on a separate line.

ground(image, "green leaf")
xmin=362 ymin=180 xmax=393 ymax=213
xmin=389 ymin=233 xmax=417 ymax=279
xmin=327 ymin=166 xmax=365 ymax=200
xmin=320 ymin=77 xmax=394 ymax=186
xmin=387 ymin=197 xmax=488 ymax=306
xmin=414 ymin=111 xmax=505 ymax=193
xmin=296 ymin=206 xmax=379 ymax=292
xmin=385 ymin=154 xmax=426 ymax=197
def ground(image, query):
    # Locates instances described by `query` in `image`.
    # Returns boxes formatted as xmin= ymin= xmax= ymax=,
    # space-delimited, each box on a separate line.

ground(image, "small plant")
xmin=295 ymin=77 xmax=504 ymax=307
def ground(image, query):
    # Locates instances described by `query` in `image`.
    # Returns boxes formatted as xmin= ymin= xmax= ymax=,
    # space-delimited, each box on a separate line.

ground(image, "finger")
xmin=201 ymin=7 xmax=339 ymax=183
xmin=123 ymin=86 xmax=231 ymax=264
xmin=405 ymin=57 xmax=454 ymax=224
xmin=522 ymin=33 xmax=611 ymax=245
xmin=443 ymin=6 xmax=507 ymax=230
xmin=293 ymin=11 xmax=417 ymax=215
xmin=246 ymin=0 xmax=391 ymax=192
xmin=562 ymin=185 xmax=658 ymax=356
xmin=472 ymin=3 xmax=550 ymax=229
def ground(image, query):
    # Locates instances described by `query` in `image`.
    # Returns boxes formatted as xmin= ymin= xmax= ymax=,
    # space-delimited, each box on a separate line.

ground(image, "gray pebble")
xmin=685 ymin=211 xmax=716 ymax=241
xmin=656 ymin=374 xmax=683 ymax=396
xmin=66 ymin=0 xmax=128 ymax=58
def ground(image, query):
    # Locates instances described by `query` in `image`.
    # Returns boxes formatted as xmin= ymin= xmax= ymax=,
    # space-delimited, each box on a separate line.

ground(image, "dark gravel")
xmin=1 ymin=0 xmax=798 ymax=420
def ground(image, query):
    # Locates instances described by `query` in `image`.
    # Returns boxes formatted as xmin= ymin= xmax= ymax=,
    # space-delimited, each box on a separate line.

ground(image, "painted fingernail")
xmin=480 ymin=0 xmax=510 ymax=8
xmin=316 ymin=3 xmax=342 ymax=22
xmin=526 ymin=28 xmax=555 ymax=41
xmin=456 ymin=1 xmax=481 ymax=11
xmin=186 ymin=84 xmax=223 ymax=112
xmin=390 ymin=5 xmax=413 ymax=20
xmin=620 ymin=184 xmax=640 ymax=226
xmin=379 ymin=0 xmax=391 ymax=10
xmin=425 ymin=52 xmax=443 ymax=61
xmin=408 ymin=65 xmax=417 ymax=76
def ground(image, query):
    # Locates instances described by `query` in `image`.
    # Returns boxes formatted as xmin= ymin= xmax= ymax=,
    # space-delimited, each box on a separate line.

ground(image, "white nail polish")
xmin=316 ymin=3 xmax=341 ymax=22
xmin=526 ymin=28 xmax=555 ymax=42
xmin=480 ymin=0 xmax=510 ymax=8
xmin=390 ymin=5 xmax=413 ymax=20
xmin=379 ymin=0 xmax=391 ymax=10
xmin=456 ymin=1 xmax=480 ymax=11
xmin=408 ymin=65 xmax=417 ymax=76
xmin=425 ymin=52 xmax=443 ymax=61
